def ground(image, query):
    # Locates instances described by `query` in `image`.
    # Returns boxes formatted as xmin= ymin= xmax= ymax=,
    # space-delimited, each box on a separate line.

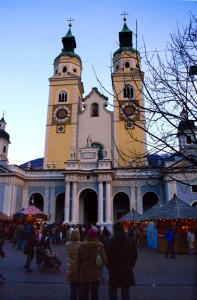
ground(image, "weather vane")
xmin=67 ymin=17 xmax=74 ymax=28
xmin=121 ymin=11 xmax=128 ymax=22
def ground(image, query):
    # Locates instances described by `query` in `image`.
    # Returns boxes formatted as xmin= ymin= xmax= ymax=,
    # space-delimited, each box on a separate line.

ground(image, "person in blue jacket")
xmin=165 ymin=226 xmax=176 ymax=258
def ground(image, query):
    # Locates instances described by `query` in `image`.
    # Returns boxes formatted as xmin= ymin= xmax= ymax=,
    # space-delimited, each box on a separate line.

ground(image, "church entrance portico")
xmin=55 ymin=193 xmax=65 ymax=223
xmin=113 ymin=192 xmax=130 ymax=222
xmin=29 ymin=193 xmax=44 ymax=211
xmin=142 ymin=192 xmax=159 ymax=212
xmin=79 ymin=189 xmax=98 ymax=225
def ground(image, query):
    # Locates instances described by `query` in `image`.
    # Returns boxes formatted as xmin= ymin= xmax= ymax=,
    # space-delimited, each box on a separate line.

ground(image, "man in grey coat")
xmin=105 ymin=222 xmax=137 ymax=300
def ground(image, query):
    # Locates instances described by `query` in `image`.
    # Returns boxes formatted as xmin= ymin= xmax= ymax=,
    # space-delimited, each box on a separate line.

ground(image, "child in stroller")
xmin=36 ymin=234 xmax=61 ymax=272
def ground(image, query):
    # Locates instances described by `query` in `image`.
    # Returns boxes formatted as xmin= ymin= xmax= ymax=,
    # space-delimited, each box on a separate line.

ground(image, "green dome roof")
xmin=0 ymin=129 xmax=10 ymax=142
xmin=54 ymin=27 xmax=81 ymax=63
xmin=113 ymin=22 xmax=140 ymax=57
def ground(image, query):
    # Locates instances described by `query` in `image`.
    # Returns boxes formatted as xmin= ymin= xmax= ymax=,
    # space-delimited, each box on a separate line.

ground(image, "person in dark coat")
xmin=24 ymin=226 xmax=40 ymax=272
xmin=105 ymin=222 xmax=137 ymax=300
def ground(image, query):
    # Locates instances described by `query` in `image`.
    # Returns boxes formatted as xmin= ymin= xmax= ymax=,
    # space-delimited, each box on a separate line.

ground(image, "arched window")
xmin=59 ymin=91 xmax=67 ymax=102
xmin=91 ymin=103 xmax=99 ymax=117
xmin=3 ymin=145 xmax=6 ymax=153
xmin=123 ymin=85 xmax=134 ymax=99
xmin=186 ymin=135 xmax=192 ymax=144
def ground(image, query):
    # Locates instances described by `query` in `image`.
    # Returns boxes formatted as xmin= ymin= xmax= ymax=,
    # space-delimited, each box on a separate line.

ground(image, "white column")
xmin=71 ymin=182 xmax=77 ymax=223
xmin=64 ymin=181 xmax=70 ymax=223
xmin=105 ymin=182 xmax=112 ymax=224
xmin=49 ymin=187 xmax=56 ymax=223
xmin=136 ymin=185 xmax=143 ymax=214
xmin=22 ymin=186 xmax=28 ymax=209
xmin=97 ymin=181 xmax=103 ymax=224
xmin=44 ymin=187 xmax=50 ymax=215
xmin=130 ymin=186 xmax=135 ymax=211
xmin=167 ymin=180 xmax=177 ymax=201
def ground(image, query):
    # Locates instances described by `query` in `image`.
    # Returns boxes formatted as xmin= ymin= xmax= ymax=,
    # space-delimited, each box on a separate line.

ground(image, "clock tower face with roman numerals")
xmin=53 ymin=106 xmax=71 ymax=123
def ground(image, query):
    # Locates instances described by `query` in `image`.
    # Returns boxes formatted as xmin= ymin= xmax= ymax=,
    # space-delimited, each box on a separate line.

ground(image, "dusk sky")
xmin=0 ymin=0 xmax=196 ymax=165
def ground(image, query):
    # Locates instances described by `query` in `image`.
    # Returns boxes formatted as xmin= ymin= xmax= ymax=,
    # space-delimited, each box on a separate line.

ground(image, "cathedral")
xmin=0 ymin=18 xmax=197 ymax=226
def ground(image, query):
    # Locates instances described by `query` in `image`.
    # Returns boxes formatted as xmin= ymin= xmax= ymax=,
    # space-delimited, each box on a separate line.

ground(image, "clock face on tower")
xmin=53 ymin=106 xmax=71 ymax=122
xmin=120 ymin=102 xmax=138 ymax=120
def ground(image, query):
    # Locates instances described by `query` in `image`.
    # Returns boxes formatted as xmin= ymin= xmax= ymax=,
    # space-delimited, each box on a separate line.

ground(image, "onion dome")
xmin=54 ymin=22 xmax=81 ymax=63
xmin=113 ymin=17 xmax=139 ymax=57
xmin=0 ymin=116 xmax=10 ymax=143
xmin=177 ymin=109 xmax=197 ymax=136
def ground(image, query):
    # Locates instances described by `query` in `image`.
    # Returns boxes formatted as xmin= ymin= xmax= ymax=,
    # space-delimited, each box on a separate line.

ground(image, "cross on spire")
xmin=67 ymin=17 xmax=74 ymax=27
xmin=121 ymin=11 xmax=128 ymax=22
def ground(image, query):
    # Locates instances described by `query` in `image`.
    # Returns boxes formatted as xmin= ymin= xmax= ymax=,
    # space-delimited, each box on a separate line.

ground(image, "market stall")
xmin=13 ymin=204 xmax=50 ymax=223
xmin=118 ymin=209 xmax=146 ymax=245
xmin=138 ymin=195 xmax=197 ymax=253
xmin=118 ymin=209 xmax=141 ymax=223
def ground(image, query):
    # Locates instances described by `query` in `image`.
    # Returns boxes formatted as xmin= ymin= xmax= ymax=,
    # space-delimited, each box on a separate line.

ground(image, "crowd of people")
xmin=0 ymin=221 xmax=138 ymax=299
xmin=0 ymin=220 xmax=196 ymax=299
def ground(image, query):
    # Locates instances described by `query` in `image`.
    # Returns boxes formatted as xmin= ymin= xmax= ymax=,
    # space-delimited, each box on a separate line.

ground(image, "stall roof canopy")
xmin=22 ymin=205 xmax=43 ymax=215
xmin=138 ymin=195 xmax=197 ymax=221
xmin=119 ymin=209 xmax=141 ymax=221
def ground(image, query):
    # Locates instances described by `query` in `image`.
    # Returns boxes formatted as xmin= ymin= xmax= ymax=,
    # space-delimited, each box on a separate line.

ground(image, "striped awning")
xmin=22 ymin=205 xmax=43 ymax=215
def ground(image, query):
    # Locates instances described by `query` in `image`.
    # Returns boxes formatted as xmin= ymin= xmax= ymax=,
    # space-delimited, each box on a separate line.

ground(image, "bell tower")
xmin=177 ymin=108 xmax=197 ymax=156
xmin=44 ymin=21 xmax=84 ymax=169
xmin=0 ymin=115 xmax=10 ymax=164
xmin=112 ymin=15 xmax=147 ymax=168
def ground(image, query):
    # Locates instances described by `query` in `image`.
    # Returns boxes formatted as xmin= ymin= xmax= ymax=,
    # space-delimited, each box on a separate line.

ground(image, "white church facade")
xmin=0 ymin=19 xmax=197 ymax=226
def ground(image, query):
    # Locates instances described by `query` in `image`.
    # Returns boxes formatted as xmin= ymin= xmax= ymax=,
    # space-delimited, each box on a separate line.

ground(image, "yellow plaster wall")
xmin=112 ymin=51 xmax=147 ymax=167
xmin=45 ymin=125 xmax=73 ymax=169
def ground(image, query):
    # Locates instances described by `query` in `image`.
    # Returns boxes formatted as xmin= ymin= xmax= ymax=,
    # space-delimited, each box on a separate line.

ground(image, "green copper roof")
xmin=64 ymin=28 xmax=73 ymax=38
xmin=54 ymin=51 xmax=81 ymax=63
xmin=54 ymin=26 xmax=81 ymax=63
xmin=113 ymin=47 xmax=139 ymax=57
xmin=113 ymin=22 xmax=140 ymax=57
xmin=121 ymin=23 xmax=132 ymax=32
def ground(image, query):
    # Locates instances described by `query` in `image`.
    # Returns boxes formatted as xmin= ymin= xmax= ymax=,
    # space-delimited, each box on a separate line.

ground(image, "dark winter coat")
xmin=77 ymin=237 xmax=108 ymax=282
xmin=105 ymin=230 xmax=137 ymax=287
xmin=24 ymin=231 xmax=39 ymax=256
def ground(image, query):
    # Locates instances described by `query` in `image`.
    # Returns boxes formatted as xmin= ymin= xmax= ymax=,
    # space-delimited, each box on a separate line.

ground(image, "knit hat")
xmin=70 ymin=229 xmax=80 ymax=242
xmin=87 ymin=226 xmax=98 ymax=238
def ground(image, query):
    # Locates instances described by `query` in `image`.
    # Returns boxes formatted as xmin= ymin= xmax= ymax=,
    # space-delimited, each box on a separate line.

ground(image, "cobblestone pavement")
xmin=0 ymin=239 xmax=197 ymax=299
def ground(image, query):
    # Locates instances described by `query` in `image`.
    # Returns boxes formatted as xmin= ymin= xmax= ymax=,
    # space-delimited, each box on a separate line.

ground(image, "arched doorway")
xmin=142 ymin=192 xmax=159 ymax=212
xmin=55 ymin=193 xmax=65 ymax=224
xmin=192 ymin=201 xmax=197 ymax=207
xmin=30 ymin=193 xmax=44 ymax=211
xmin=113 ymin=192 xmax=130 ymax=222
xmin=79 ymin=189 xmax=98 ymax=225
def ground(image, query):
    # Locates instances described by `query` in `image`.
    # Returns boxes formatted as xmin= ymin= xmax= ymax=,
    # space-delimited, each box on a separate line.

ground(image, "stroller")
xmin=36 ymin=246 xmax=61 ymax=272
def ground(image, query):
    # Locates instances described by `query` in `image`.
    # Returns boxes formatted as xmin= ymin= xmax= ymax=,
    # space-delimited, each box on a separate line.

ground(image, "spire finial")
xmin=67 ymin=17 xmax=74 ymax=28
xmin=121 ymin=11 xmax=128 ymax=22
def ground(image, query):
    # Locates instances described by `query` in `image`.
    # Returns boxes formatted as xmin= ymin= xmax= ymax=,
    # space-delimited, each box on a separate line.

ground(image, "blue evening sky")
xmin=0 ymin=0 xmax=196 ymax=165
